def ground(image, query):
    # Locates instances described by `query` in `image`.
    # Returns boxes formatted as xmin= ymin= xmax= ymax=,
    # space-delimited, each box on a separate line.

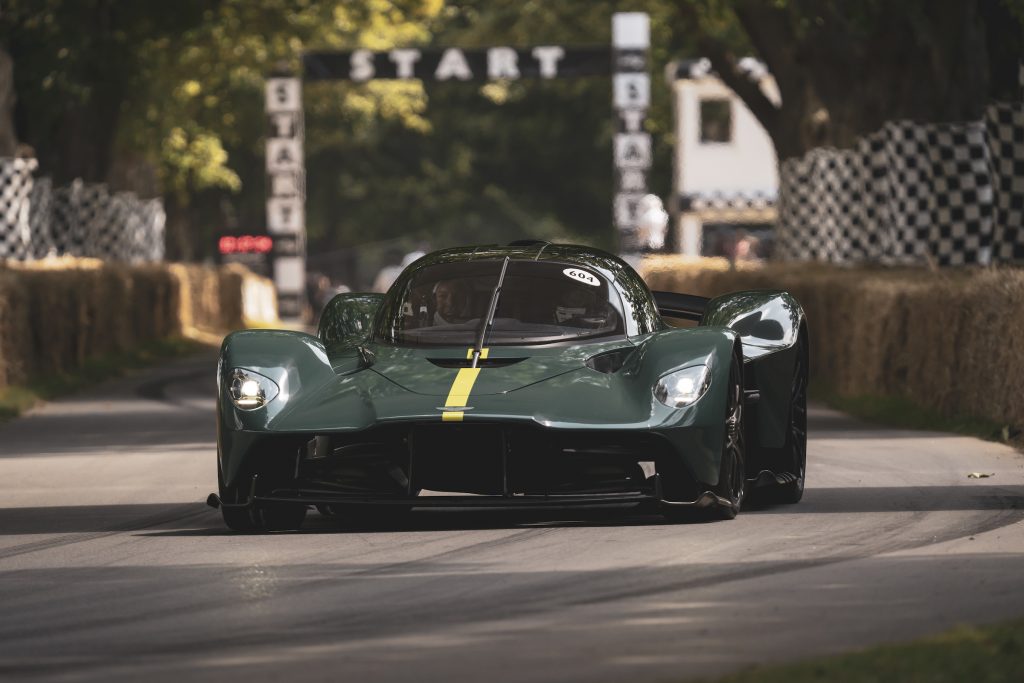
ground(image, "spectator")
xmin=372 ymin=248 xmax=405 ymax=293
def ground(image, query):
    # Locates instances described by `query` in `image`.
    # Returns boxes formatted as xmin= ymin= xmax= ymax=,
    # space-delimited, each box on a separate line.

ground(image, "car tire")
xmin=661 ymin=349 xmax=745 ymax=524
xmin=221 ymin=505 xmax=259 ymax=532
xmin=711 ymin=348 xmax=746 ymax=520
xmin=775 ymin=329 xmax=808 ymax=504
xmin=218 ymin=461 xmax=260 ymax=532
xmin=254 ymin=502 xmax=308 ymax=532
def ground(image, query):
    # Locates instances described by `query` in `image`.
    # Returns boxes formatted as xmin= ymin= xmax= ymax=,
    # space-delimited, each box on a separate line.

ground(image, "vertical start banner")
xmin=265 ymin=77 xmax=306 ymax=320
xmin=611 ymin=13 xmax=652 ymax=251
xmin=266 ymin=13 xmax=652 ymax=317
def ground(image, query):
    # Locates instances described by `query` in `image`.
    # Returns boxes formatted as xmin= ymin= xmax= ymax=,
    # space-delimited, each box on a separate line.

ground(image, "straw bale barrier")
xmin=0 ymin=259 xmax=277 ymax=389
xmin=640 ymin=256 xmax=1024 ymax=431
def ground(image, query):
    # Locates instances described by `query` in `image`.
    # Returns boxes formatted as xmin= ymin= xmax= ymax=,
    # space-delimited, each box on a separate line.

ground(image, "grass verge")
xmin=811 ymin=380 xmax=1022 ymax=448
xmin=700 ymin=617 xmax=1024 ymax=683
xmin=0 ymin=336 xmax=214 ymax=422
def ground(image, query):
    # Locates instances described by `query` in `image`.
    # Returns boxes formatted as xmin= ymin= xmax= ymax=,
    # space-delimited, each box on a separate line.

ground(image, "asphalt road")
xmin=1 ymin=352 xmax=1022 ymax=682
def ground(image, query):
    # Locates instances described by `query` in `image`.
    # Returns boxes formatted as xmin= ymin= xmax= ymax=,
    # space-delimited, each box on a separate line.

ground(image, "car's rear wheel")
xmin=710 ymin=350 xmax=746 ymax=520
xmin=775 ymin=330 xmax=808 ymax=504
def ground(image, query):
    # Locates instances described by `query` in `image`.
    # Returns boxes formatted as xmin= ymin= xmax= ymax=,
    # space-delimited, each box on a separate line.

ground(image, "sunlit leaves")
xmin=161 ymin=127 xmax=242 ymax=196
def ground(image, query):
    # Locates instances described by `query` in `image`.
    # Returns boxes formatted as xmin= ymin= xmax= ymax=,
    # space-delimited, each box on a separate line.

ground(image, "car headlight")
xmin=228 ymin=368 xmax=279 ymax=410
xmin=654 ymin=364 xmax=711 ymax=408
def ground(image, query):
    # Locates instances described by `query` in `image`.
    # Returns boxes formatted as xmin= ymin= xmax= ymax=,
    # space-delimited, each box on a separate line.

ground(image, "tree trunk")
xmin=0 ymin=46 xmax=17 ymax=156
xmin=163 ymin=193 xmax=195 ymax=262
xmin=684 ymin=0 xmax=1005 ymax=161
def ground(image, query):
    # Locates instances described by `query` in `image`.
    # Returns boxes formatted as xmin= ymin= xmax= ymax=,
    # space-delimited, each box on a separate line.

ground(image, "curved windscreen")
xmin=376 ymin=260 xmax=625 ymax=346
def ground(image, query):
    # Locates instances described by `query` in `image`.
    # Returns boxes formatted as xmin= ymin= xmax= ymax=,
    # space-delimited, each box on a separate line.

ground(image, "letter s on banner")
xmin=350 ymin=49 xmax=375 ymax=81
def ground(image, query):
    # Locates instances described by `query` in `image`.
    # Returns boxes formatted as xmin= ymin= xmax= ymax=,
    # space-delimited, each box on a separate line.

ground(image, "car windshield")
xmin=376 ymin=260 xmax=625 ymax=346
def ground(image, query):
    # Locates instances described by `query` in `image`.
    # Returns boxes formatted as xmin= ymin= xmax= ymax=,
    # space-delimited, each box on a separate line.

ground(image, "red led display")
xmin=219 ymin=235 xmax=273 ymax=255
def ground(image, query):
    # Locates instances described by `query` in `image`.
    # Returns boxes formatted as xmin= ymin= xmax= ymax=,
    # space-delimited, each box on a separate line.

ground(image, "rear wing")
xmin=652 ymin=291 xmax=709 ymax=322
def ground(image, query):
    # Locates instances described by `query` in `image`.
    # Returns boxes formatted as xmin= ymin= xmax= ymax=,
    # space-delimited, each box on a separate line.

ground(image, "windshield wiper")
xmin=471 ymin=256 xmax=510 ymax=368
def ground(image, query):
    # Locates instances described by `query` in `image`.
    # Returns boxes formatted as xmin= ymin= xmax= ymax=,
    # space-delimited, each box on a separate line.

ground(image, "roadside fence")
xmin=0 ymin=159 xmax=165 ymax=263
xmin=777 ymin=103 xmax=1024 ymax=266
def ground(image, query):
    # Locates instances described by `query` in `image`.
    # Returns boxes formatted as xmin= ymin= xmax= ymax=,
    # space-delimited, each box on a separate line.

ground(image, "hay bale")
xmin=0 ymin=259 xmax=275 ymax=391
xmin=0 ymin=268 xmax=32 ymax=386
xmin=217 ymin=263 xmax=278 ymax=330
xmin=638 ymin=256 xmax=1024 ymax=430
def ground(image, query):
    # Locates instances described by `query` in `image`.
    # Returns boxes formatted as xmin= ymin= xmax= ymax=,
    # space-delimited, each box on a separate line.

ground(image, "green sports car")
xmin=209 ymin=242 xmax=808 ymax=531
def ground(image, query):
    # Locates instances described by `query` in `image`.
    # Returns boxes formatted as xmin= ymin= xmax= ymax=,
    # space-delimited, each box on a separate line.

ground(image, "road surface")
xmin=1 ymin=352 xmax=1022 ymax=681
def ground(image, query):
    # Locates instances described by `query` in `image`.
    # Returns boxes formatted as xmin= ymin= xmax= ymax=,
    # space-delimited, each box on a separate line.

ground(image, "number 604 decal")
xmin=562 ymin=268 xmax=600 ymax=287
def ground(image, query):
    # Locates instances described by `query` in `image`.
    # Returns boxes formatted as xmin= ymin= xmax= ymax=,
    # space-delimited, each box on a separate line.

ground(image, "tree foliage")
xmin=674 ymin=0 xmax=1024 ymax=159
xmin=2 ymin=0 xmax=444 ymax=256
xmin=2 ymin=0 xmax=1021 ymax=265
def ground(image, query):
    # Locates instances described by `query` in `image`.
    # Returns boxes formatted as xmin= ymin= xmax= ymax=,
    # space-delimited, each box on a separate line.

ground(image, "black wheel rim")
xmin=790 ymin=334 xmax=808 ymax=490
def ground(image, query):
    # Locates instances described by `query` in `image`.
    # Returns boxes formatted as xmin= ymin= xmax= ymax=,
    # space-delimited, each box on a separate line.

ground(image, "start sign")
xmin=267 ymin=13 xmax=654 ymax=319
xmin=304 ymin=46 xmax=611 ymax=82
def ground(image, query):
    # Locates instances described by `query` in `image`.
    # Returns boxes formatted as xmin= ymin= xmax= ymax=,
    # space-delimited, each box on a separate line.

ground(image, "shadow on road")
xmin=2 ymin=550 xmax=1024 ymax=682
xmin=0 ymin=503 xmax=215 ymax=536
xmin=1 ymin=483 xmax=1020 ymax=538
xmin=745 ymin=485 xmax=1024 ymax=514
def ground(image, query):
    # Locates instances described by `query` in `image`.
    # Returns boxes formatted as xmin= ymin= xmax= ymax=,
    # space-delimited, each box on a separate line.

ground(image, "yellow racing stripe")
xmin=442 ymin=368 xmax=480 ymax=422
xmin=443 ymin=348 xmax=488 ymax=422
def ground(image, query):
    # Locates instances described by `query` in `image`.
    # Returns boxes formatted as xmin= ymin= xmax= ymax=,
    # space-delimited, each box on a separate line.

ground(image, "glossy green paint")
xmin=217 ymin=326 xmax=737 ymax=486
xmin=703 ymin=289 xmax=806 ymax=448
xmin=370 ymin=340 xmax=632 ymax=396
xmin=317 ymin=293 xmax=383 ymax=346
xmin=217 ymin=245 xmax=805 ymax=493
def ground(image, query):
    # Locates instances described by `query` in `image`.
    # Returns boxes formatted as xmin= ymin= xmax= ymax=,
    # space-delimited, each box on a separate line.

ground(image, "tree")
xmin=302 ymin=0 xmax=684 ymax=259
xmin=1 ymin=0 xmax=444 ymax=258
xmin=674 ymin=0 xmax=1024 ymax=160
xmin=0 ymin=46 xmax=16 ymax=156
xmin=2 ymin=0 xmax=215 ymax=184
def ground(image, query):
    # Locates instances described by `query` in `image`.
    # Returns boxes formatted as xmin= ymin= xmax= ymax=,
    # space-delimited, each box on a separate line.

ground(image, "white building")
xmin=669 ymin=59 xmax=780 ymax=257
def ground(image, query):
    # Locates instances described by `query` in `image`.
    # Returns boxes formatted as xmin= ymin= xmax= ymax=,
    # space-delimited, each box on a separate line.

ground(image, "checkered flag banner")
xmin=28 ymin=176 xmax=56 ymax=259
xmin=0 ymin=158 xmax=37 ymax=260
xmin=778 ymin=104 xmax=1021 ymax=266
xmin=1 ymin=163 xmax=165 ymax=263
xmin=986 ymin=104 xmax=1024 ymax=263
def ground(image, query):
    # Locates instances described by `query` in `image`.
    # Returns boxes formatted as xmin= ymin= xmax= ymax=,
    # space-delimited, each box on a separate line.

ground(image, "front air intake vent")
xmin=585 ymin=347 xmax=634 ymax=374
xmin=427 ymin=357 xmax=527 ymax=369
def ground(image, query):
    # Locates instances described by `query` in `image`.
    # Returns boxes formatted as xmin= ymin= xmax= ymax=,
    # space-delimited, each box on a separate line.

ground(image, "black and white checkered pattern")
xmin=882 ymin=121 xmax=935 ymax=262
xmin=927 ymin=121 xmax=994 ymax=265
xmin=0 ymin=158 xmax=37 ymax=260
xmin=28 ymin=176 xmax=56 ymax=259
xmin=778 ymin=110 xmax=1013 ymax=266
xmin=777 ymin=154 xmax=819 ymax=259
xmin=135 ymin=198 xmax=166 ymax=263
xmin=5 ymin=172 xmax=166 ymax=263
xmin=986 ymin=103 xmax=1024 ymax=263
xmin=685 ymin=191 xmax=774 ymax=212
xmin=861 ymin=131 xmax=896 ymax=260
